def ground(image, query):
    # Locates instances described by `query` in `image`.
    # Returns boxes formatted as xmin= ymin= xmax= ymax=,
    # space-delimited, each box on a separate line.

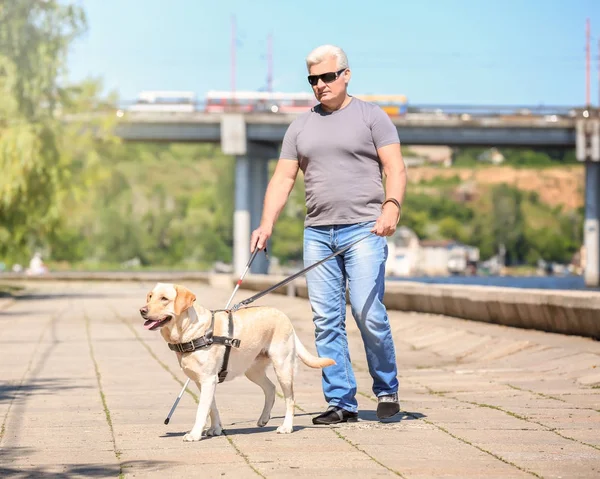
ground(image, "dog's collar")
xmin=168 ymin=309 xmax=240 ymax=383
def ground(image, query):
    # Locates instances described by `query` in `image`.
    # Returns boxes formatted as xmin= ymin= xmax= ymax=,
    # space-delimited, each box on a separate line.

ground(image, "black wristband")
xmin=382 ymin=198 xmax=401 ymax=212
xmin=382 ymin=198 xmax=402 ymax=224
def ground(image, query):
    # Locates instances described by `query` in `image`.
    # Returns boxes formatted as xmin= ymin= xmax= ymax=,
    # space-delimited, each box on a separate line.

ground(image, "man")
xmin=250 ymin=44 xmax=407 ymax=424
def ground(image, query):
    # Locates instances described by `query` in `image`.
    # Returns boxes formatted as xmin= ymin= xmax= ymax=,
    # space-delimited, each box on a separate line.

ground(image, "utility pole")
xmin=267 ymin=33 xmax=273 ymax=93
xmin=578 ymin=19 xmax=600 ymax=287
xmin=586 ymin=17 xmax=591 ymax=107
xmin=231 ymin=15 xmax=236 ymax=107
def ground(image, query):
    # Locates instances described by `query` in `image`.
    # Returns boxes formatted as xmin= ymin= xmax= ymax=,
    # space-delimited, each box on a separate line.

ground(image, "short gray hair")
xmin=305 ymin=44 xmax=349 ymax=71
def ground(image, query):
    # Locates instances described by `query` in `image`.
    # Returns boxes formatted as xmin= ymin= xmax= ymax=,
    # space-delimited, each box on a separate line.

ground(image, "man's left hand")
xmin=371 ymin=204 xmax=400 ymax=237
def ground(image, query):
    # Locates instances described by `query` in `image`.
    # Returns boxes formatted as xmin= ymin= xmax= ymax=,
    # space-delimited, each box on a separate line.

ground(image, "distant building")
xmin=386 ymin=227 xmax=421 ymax=277
xmin=386 ymin=229 xmax=480 ymax=277
xmin=402 ymin=156 xmax=426 ymax=167
xmin=418 ymin=240 xmax=479 ymax=276
xmin=404 ymin=145 xmax=453 ymax=167
xmin=452 ymin=181 xmax=477 ymax=202
xmin=477 ymin=147 xmax=505 ymax=165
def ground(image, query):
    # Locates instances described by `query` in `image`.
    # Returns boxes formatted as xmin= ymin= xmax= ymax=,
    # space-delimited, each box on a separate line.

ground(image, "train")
xmin=126 ymin=90 xmax=409 ymax=116
xmin=205 ymin=90 xmax=317 ymax=114
xmin=127 ymin=90 xmax=197 ymax=113
xmin=122 ymin=91 xmax=573 ymax=125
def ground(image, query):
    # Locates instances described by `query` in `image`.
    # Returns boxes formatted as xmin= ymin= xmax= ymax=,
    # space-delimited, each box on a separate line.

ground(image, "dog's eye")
xmin=161 ymin=297 xmax=168 ymax=302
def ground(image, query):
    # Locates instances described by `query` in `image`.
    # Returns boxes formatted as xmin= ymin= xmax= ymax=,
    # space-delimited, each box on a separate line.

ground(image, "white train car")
xmin=205 ymin=91 xmax=409 ymax=116
xmin=205 ymin=90 xmax=317 ymax=113
xmin=128 ymin=91 xmax=197 ymax=113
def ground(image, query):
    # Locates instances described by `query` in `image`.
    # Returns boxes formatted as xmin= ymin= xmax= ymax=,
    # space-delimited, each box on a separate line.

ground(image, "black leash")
xmin=232 ymin=232 xmax=373 ymax=311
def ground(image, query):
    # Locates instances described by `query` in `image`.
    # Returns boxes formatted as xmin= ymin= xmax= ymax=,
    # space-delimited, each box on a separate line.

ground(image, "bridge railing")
xmin=112 ymin=99 xmax=582 ymax=119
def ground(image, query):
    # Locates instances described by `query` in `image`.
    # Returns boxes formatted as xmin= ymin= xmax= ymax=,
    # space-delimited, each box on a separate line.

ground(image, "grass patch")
xmin=446 ymin=391 xmax=600 ymax=453
xmin=360 ymin=386 xmax=541 ymax=477
xmin=0 ymin=284 xmax=25 ymax=298
xmin=332 ymin=428 xmax=408 ymax=477
xmin=222 ymin=433 xmax=266 ymax=478
xmin=0 ymin=315 xmax=53 ymax=443
xmin=114 ymin=311 xmax=266 ymax=477
xmin=85 ymin=315 xmax=124 ymax=479
xmin=412 ymin=416 xmax=543 ymax=478
xmin=416 ymin=174 xmax=463 ymax=187
xmin=115 ymin=313 xmax=198 ymax=403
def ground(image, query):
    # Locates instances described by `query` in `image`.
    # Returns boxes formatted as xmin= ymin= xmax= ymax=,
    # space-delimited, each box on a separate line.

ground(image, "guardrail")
xmin=113 ymin=100 xmax=583 ymax=119
xmin=227 ymin=274 xmax=600 ymax=340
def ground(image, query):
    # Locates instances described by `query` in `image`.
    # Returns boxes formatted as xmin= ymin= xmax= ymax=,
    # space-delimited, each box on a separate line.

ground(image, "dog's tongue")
xmin=144 ymin=319 xmax=160 ymax=330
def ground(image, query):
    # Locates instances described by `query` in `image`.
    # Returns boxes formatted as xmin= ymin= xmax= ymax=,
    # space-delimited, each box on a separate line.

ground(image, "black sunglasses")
xmin=307 ymin=68 xmax=346 ymax=86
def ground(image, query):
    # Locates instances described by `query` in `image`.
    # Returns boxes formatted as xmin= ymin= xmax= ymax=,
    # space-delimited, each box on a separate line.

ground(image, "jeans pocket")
xmin=358 ymin=220 xmax=377 ymax=227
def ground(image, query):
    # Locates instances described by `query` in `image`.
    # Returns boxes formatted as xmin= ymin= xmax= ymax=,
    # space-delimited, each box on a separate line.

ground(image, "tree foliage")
xmin=0 ymin=2 xmax=586 ymax=271
xmin=0 ymin=0 xmax=88 ymax=262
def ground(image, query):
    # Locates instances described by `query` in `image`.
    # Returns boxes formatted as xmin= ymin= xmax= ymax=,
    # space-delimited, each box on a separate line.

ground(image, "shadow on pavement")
xmin=0 ymin=378 xmax=90 ymax=404
xmin=358 ymin=409 xmax=426 ymax=423
xmin=0 ymin=447 xmax=175 ymax=478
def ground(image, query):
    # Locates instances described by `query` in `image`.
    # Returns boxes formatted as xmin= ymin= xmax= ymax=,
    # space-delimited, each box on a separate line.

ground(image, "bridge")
xmin=114 ymin=108 xmax=576 ymax=147
xmin=106 ymin=106 xmax=600 ymax=286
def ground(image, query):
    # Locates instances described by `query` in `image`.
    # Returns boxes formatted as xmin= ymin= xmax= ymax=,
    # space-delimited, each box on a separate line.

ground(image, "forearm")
xmin=384 ymin=161 xmax=407 ymax=206
xmin=260 ymin=176 xmax=296 ymax=228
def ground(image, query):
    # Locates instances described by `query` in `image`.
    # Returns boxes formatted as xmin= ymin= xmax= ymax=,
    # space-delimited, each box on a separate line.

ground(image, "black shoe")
xmin=312 ymin=406 xmax=358 ymax=425
xmin=376 ymin=393 xmax=400 ymax=419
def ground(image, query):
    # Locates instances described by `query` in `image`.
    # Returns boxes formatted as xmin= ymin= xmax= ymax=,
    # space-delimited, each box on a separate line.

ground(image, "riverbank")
xmin=389 ymin=274 xmax=597 ymax=291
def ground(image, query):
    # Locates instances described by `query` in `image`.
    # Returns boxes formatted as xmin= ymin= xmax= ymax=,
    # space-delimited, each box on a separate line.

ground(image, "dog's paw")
xmin=276 ymin=424 xmax=293 ymax=434
xmin=183 ymin=431 xmax=203 ymax=442
xmin=257 ymin=415 xmax=270 ymax=427
xmin=204 ymin=425 xmax=222 ymax=437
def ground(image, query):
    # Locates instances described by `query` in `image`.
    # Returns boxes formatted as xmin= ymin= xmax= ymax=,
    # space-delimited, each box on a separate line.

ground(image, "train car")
xmin=204 ymin=91 xmax=409 ymax=116
xmin=354 ymin=94 xmax=408 ymax=116
xmin=128 ymin=91 xmax=197 ymax=113
xmin=205 ymin=91 xmax=317 ymax=114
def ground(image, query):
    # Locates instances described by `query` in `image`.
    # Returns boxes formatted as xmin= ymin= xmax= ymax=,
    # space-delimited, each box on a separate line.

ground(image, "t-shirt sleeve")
xmin=279 ymin=120 xmax=300 ymax=160
xmin=370 ymin=105 xmax=400 ymax=149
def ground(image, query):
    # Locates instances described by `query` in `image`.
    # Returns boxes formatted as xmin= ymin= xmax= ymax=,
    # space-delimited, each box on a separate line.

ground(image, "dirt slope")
xmin=408 ymin=165 xmax=584 ymax=210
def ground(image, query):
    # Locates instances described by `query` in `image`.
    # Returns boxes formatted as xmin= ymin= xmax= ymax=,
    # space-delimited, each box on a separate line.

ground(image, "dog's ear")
xmin=173 ymin=285 xmax=196 ymax=315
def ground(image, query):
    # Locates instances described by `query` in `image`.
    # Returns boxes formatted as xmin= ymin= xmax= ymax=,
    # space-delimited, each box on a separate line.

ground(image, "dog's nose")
xmin=140 ymin=306 xmax=148 ymax=316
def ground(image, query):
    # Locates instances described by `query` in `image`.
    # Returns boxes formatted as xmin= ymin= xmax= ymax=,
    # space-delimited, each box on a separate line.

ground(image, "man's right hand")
xmin=250 ymin=224 xmax=273 ymax=252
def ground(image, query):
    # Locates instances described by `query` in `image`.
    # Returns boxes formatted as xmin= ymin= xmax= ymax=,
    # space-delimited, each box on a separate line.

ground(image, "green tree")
xmin=438 ymin=216 xmax=465 ymax=242
xmin=491 ymin=185 xmax=528 ymax=264
xmin=270 ymin=172 xmax=306 ymax=263
xmin=503 ymin=149 xmax=553 ymax=167
xmin=470 ymin=215 xmax=496 ymax=260
xmin=0 ymin=0 xmax=88 ymax=263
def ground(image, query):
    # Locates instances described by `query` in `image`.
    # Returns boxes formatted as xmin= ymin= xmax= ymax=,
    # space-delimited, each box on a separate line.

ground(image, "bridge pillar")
xmin=233 ymin=154 xmax=251 ymax=276
xmin=221 ymin=114 xmax=277 ymax=276
xmin=576 ymin=115 xmax=600 ymax=287
xmin=249 ymin=154 xmax=270 ymax=274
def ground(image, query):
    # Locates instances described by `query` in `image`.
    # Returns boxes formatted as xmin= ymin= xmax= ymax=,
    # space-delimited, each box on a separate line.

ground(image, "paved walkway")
xmin=0 ymin=280 xmax=599 ymax=478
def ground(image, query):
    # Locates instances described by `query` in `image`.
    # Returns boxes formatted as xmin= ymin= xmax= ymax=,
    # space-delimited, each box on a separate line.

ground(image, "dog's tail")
xmin=294 ymin=333 xmax=336 ymax=368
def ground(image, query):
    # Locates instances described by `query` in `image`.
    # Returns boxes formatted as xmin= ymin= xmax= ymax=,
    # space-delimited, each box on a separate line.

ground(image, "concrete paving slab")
xmin=1 ymin=280 xmax=600 ymax=478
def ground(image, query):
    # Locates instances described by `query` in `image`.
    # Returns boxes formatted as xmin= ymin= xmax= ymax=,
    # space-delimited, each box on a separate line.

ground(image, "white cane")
xmin=164 ymin=247 xmax=262 ymax=425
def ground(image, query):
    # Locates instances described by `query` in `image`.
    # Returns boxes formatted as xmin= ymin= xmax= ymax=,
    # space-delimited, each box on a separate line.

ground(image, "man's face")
xmin=308 ymin=56 xmax=349 ymax=105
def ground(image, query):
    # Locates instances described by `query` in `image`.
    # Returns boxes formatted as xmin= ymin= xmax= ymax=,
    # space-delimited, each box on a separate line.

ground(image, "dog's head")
xmin=139 ymin=282 xmax=196 ymax=331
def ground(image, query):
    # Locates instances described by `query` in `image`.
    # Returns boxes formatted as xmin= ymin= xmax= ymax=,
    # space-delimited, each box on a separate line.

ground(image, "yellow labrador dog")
xmin=139 ymin=282 xmax=335 ymax=441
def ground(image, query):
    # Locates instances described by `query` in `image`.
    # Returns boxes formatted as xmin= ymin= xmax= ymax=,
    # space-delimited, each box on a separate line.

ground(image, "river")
xmin=388 ymin=275 xmax=600 ymax=292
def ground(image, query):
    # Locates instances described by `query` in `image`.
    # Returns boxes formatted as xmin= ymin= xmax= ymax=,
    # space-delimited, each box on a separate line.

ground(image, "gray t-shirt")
xmin=279 ymin=97 xmax=400 ymax=227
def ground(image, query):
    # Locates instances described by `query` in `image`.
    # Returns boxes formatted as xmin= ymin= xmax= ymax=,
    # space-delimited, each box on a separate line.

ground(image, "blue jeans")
xmin=303 ymin=221 xmax=399 ymax=413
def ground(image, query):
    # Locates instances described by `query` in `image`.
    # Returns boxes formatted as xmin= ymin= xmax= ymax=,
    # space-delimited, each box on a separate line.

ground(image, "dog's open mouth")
xmin=143 ymin=316 xmax=172 ymax=330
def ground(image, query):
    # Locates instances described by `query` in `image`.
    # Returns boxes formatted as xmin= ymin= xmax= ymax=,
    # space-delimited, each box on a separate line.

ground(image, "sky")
xmin=67 ymin=0 xmax=600 ymax=107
